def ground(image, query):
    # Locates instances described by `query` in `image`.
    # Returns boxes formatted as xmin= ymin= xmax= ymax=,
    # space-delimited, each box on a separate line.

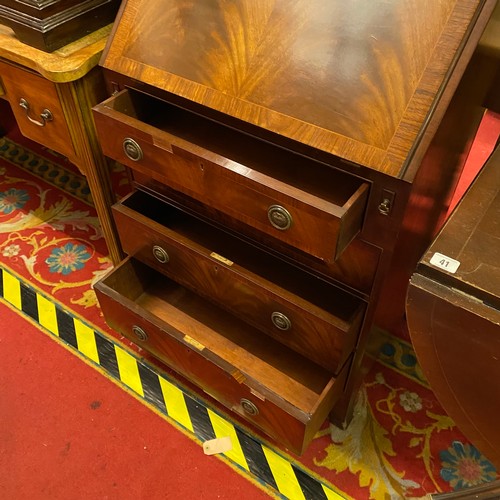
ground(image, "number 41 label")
xmin=429 ymin=252 xmax=461 ymax=274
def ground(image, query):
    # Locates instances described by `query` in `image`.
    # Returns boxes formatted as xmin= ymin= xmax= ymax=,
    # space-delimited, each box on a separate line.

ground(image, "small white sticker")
xmin=429 ymin=252 xmax=461 ymax=273
xmin=203 ymin=436 xmax=232 ymax=455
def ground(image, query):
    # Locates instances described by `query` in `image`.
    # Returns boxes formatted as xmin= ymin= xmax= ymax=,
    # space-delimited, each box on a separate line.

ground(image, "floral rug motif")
xmin=288 ymin=327 xmax=498 ymax=499
xmin=0 ymin=135 xmax=497 ymax=500
xmin=0 ymin=137 xmax=111 ymax=311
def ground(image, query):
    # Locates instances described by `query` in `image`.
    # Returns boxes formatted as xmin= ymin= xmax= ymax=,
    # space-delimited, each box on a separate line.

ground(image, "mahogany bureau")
xmin=92 ymin=0 xmax=498 ymax=454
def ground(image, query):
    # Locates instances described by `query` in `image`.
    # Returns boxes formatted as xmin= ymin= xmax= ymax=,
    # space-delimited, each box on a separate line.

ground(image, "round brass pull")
xmin=132 ymin=325 xmax=148 ymax=342
xmin=152 ymin=245 xmax=169 ymax=264
xmin=19 ymin=98 xmax=53 ymax=127
xmin=240 ymin=398 xmax=259 ymax=416
xmin=123 ymin=137 xmax=143 ymax=161
xmin=271 ymin=311 xmax=292 ymax=331
xmin=267 ymin=205 xmax=292 ymax=231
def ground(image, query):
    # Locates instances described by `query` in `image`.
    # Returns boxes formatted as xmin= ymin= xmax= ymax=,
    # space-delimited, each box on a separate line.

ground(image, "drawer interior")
xmin=120 ymin=190 xmax=365 ymax=328
xmin=105 ymin=89 xmax=368 ymax=211
xmin=100 ymin=258 xmax=337 ymax=411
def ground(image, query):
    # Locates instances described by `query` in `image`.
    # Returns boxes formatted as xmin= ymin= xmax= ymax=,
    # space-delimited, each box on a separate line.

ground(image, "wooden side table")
xmin=407 ymin=146 xmax=500 ymax=468
xmin=0 ymin=24 xmax=122 ymax=264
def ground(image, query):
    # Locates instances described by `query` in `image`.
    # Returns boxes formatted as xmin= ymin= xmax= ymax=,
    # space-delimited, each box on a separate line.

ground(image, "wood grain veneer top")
xmin=101 ymin=0 xmax=496 ymax=178
xmin=0 ymin=24 xmax=111 ymax=82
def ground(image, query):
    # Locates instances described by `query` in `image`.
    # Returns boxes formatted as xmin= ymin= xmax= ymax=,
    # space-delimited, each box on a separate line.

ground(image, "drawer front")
xmin=0 ymin=61 xmax=75 ymax=159
xmin=94 ymin=258 xmax=346 ymax=454
xmin=134 ymin=171 xmax=381 ymax=296
xmin=113 ymin=191 xmax=365 ymax=373
xmin=93 ymin=90 xmax=369 ymax=262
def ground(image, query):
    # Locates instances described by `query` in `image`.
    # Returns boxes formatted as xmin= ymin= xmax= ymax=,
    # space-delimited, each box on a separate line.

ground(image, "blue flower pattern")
xmin=440 ymin=441 xmax=497 ymax=490
xmin=46 ymin=243 xmax=91 ymax=275
xmin=0 ymin=188 xmax=30 ymax=214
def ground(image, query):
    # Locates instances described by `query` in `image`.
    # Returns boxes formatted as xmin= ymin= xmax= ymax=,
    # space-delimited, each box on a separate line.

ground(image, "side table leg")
xmin=58 ymin=71 xmax=123 ymax=265
xmin=77 ymin=152 xmax=123 ymax=266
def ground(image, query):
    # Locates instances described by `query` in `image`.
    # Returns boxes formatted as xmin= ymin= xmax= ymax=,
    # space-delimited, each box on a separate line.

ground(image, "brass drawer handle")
xmin=132 ymin=325 xmax=148 ymax=342
xmin=268 ymin=205 xmax=292 ymax=231
xmin=19 ymin=98 xmax=53 ymax=127
xmin=240 ymin=398 xmax=259 ymax=416
xmin=152 ymin=245 xmax=169 ymax=264
xmin=271 ymin=311 xmax=292 ymax=331
xmin=378 ymin=198 xmax=391 ymax=215
xmin=123 ymin=137 xmax=143 ymax=161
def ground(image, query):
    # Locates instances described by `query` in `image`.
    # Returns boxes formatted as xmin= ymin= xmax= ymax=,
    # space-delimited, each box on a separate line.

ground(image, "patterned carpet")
xmin=0 ymin=134 xmax=497 ymax=500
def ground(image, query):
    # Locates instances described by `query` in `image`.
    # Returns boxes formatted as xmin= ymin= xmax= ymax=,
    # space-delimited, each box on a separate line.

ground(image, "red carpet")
xmin=0 ymin=302 xmax=273 ymax=499
xmin=448 ymin=110 xmax=500 ymax=214
xmin=0 ymin=110 xmax=499 ymax=499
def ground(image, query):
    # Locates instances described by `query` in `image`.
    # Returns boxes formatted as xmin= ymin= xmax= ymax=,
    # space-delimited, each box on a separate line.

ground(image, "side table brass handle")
xmin=19 ymin=98 xmax=53 ymax=127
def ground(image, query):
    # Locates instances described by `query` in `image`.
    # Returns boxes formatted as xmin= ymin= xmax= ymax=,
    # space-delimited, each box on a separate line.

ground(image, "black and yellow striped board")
xmin=0 ymin=264 xmax=349 ymax=500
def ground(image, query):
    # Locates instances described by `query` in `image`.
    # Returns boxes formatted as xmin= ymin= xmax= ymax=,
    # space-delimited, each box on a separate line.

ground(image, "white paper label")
xmin=203 ymin=436 xmax=232 ymax=455
xmin=429 ymin=252 xmax=461 ymax=274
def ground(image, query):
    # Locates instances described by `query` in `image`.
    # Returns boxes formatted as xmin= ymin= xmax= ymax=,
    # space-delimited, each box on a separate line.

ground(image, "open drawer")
xmin=93 ymin=89 xmax=369 ymax=262
xmin=94 ymin=257 xmax=349 ymax=455
xmin=113 ymin=190 xmax=365 ymax=373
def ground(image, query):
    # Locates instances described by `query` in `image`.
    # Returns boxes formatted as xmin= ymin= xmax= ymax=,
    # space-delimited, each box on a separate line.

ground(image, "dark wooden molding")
xmin=0 ymin=0 xmax=120 ymax=51
xmin=431 ymin=480 xmax=500 ymax=499
xmin=7 ymin=0 xmax=62 ymax=10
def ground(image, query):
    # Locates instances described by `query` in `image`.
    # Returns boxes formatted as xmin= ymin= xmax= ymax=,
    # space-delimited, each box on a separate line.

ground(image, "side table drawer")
xmin=94 ymin=257 xmax=349 ymax=455
xmin=113 ymin=190 xmax=365 ymax=373
xmin=0 ymin=60 xmax=75 ymax=159
xmin=93 ymin=89 xmax=369 ymax=262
